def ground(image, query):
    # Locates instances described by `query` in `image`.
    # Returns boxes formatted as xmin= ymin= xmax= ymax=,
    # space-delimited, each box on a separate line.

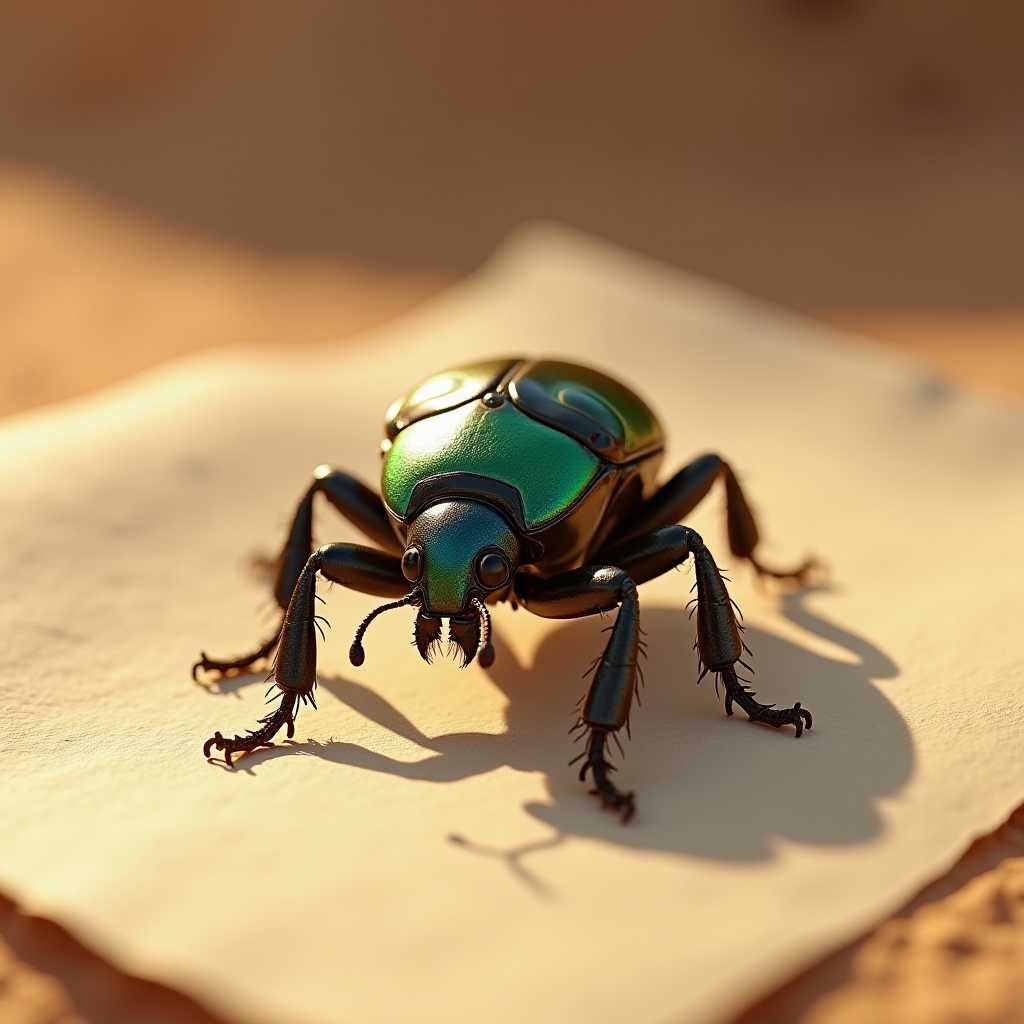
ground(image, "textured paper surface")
xmin=1 ymin=225 xmax=1023 ymax=1024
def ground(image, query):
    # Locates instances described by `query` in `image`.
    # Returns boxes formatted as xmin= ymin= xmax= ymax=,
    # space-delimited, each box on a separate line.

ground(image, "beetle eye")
xmin=401 ymin=546 xmax=423 ymax=581
xmin=477 ymin=552 xmax=509 ymax=588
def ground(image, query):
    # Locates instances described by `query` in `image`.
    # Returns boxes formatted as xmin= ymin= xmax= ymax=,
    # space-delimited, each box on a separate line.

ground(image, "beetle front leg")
xmin=204 ymin=691 xmax=300 ymax=766
xmin=516 ymin=566 xmax=640 ymax=822
xmin=204 ymin=543 xmax=410 ymax=766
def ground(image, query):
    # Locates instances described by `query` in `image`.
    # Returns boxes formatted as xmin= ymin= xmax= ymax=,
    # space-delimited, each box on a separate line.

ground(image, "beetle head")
xmin=402 ymin=500 xmax=520 ymax=665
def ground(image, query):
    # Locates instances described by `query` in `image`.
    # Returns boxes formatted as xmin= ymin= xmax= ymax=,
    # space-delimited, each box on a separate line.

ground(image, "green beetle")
xmin=198 ymin=358 xmax=814 ymax=821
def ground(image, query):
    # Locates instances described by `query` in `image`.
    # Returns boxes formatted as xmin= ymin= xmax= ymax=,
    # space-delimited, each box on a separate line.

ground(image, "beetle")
xmin=196 ymin=358 xmax=814 ymax=821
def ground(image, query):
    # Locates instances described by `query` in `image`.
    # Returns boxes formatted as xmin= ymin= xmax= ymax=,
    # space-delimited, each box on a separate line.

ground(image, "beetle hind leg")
xmin=193 ymin=624 xmax=284 ymax=682
xmin=611 ymin=454 xmax=818 ymax=585
xmin=744 ymin=550 xmax=818 ymax=587
xmin=722 ymin=461 xmax=818 ymax=584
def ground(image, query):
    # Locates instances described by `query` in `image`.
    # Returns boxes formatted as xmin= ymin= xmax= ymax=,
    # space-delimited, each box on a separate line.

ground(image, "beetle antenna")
xmin=471 ymin=597 xmax=495 ymax=668
xmin=349 ymin=591 xmax=420 ymax=666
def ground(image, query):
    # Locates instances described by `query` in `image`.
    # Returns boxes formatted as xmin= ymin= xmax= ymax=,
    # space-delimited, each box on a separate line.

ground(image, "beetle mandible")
xmin=196 ymin=358 xmax=814 ymax=821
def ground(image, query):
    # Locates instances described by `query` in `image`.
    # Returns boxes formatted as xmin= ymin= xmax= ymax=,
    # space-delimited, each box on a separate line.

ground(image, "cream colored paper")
xmin=1 ymin=225 xmax=1023 ymax=1024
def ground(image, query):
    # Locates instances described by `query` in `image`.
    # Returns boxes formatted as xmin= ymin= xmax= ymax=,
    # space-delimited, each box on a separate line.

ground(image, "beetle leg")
xmin=719 ymin=665 xmax=812 ymax=735
xmin=270 ymin=466 xmax=403 ymax=611
xmin=602 ymin=525 xmax=812 ymax=735
xmin=203 ymin=542 xmax=410 ymax=766
xmin=608 ymin=453 xmax=816 ymax=584
xmin=193 ymin=627 xmax=283 ymax=682
xmin=515 ymin=565 xmax=640 ymax=822
xmin=195 ymin=467 xmax=401 ymax=682
xmin=574 ymin=727 xmax=635 ymax=824
xmin=685 ymin=527 xmax=813 ymax=733
xmin=204 ymin=691 xmax=298 ymax=767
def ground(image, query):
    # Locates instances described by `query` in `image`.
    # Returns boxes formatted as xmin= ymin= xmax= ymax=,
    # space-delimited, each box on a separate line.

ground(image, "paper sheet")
xmin=2 ymin=224 xmax=1023 ymax=1024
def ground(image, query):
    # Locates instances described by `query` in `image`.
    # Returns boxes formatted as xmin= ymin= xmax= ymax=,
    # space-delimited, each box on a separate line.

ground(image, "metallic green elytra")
xmin=505 ymin=360 xmax=663 ymax=459
xmin=381 ymin=358 xmax=665 ymax=590
xmin=381 ymin=399 xmax=601 ymax=529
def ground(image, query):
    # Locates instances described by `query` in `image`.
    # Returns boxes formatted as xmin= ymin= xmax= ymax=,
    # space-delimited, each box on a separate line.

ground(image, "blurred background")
xmin=1 ymin=3 xmax=1023 ymax=1023
xmin=1 ymin=0 xmax=1022 ymax=421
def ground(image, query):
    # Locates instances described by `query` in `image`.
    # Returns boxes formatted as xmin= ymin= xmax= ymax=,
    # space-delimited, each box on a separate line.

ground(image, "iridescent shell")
xmin=381 ymin=359 xmax=664 ymax=572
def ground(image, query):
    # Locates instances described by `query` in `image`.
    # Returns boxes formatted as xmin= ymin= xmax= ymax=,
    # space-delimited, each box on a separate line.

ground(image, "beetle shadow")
xmin=212 ymin=587 xmax=910 ymax=864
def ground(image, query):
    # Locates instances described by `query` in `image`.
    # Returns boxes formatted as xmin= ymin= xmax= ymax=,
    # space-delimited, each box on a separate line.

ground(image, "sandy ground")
xmin=1 ymin=3 xmax=1022 ymax=1020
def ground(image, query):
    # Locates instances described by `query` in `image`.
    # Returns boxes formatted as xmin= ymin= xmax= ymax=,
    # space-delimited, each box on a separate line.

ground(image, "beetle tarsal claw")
xmin=203 ymin=691 xmax=298 ymax=767
xmin=576 ymin=727 xmax=636 ymax=824
xmin=191 ymin=620 xmax=285 ymax=682
xmin=202 ymin=731 xmax=223 ymax=758
xmin=719 ymin=666 xmax=812 ymax=736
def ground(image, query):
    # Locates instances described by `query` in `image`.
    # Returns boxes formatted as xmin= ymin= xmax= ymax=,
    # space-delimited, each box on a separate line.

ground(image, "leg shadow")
xmin=514 ymin=588 xmax=909 ymax=860
xmin=201 ymin=588 xmax=910 ymax=864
